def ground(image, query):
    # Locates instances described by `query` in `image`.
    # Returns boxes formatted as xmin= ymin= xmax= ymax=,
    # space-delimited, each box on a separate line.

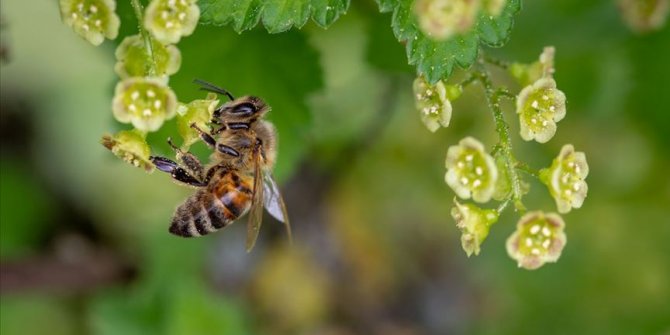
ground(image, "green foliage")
xmin=198 ymin=0 xmax=350 ymax=33
xmin=378 ymin=0 xmax=521 ymax=83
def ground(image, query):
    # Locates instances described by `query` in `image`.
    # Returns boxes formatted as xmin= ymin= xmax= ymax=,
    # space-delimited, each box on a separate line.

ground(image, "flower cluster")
xmin=145 ymin=0 xmax=200 ymax=44
xmin=112 ymin=77 xmax=178 ymax=132
xmin=540 ymin=145 xmax=589 ymax=213
xmin=451 ymin=200 xmax=499 ymax=256
xmin=445 ymin=137 xmax=498 ymax=203
xmin=59 ymin=0 xmax=120 ymax=46
xmin=506 ymin=211 xmax=566 ymax=270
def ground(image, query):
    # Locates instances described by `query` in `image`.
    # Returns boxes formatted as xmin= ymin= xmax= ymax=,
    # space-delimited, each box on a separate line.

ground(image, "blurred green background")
xmin=1 ymin=0 xmax=669 ymax=334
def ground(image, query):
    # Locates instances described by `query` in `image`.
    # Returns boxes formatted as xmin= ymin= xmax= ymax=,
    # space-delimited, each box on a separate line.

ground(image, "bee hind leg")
xmin=150 ymin=156 xmax=207 ymax=187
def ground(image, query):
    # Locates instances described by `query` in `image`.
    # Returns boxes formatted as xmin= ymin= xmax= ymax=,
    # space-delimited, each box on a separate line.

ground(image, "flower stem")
xmin=515 ymin=161 xmax=540 ymax=179
xmin=130 ymin=0 xmax=157 ymax=76
xmin=481 ymin=54 xmax=510 ymax=70
xmin=476 ymin=69 xmax=526 ymax=213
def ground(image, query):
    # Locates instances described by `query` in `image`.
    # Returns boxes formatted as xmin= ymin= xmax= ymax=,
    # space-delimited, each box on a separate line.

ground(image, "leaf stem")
xmin=130 ymin=0 xmax=157 ymax=76
xmin=481 ymin=53 xmax=510 ymax=70
xmin=475 ymin=69 xmax=526 ymax=213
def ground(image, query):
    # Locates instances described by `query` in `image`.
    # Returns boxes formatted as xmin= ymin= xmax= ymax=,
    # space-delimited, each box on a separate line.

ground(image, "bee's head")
xmin=212 ymin=96 xmax=269 ymax=123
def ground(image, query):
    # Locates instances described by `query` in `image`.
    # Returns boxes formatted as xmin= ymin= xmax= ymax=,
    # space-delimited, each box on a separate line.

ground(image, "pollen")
xmin=95 ymin=20 xmax=102 ymax=27
xmin=460 ymin=177 xmax=469 ymax=185
xmin=154 ymin=100 xmax=162 ymax=108
xmin=90 ymin=5 xmax=98 ymax=13
xmin=531 ymin=248 xmax=541 ymax=255
xmin=147 ymin=89 xmax=156 ymax=98
xmin=531 ymin=117 xmax=537 ymax=124
xmin=129 ymin=104 xmax=137 ymax=112
xmin=143 ymin=109 xmax=152 ymax=116
xmin=542 ymin=239 xmax=551 ymax=249
xmin=465 ymin=154 xmax=473 ymax=162
xmin=542 ymin=120 xmax=548 ymax=127
xmin=473 ymin=179 xmax=482 ymax=187
xmin=530 ymin=224 xmax=541 ymax=234
xmin=525 ymin=238 xmax=533 ymax=247
xmin=82 ymin=23 xmax=90 ymax=31
xmin=531 ymin=100 xmax=539 ymax=109
xmin=165 ymin=21 xmax=175 ymax=29
xmin=542 ymin=227 xmax=551 ymax=236
xmin=131 ymin=91 xmax=140 ymax=100
xmin=161 ymin=11 xmax=169 ymax=19
xmin=475 ymin=166 xmax=483 ymax=175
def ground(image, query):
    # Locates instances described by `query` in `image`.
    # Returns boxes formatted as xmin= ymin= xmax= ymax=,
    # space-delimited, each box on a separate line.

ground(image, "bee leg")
xmin=150 ymin=156 xmax=207 ymax=187
xmin=167 ymin=137 xmax=205 ymax=181
xmin=189 ymin=123 xmax=217 ymax=148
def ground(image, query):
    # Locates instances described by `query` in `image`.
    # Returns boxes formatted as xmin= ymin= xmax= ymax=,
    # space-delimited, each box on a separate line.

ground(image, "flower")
xmin=114 ymin=34 xmax=182 ymax=79
xmin=414 ymin=0 xmax=480 ymax=40
xmin=445 ymin=137 xmax=498 ymax=203
xmin=176 ymin=93 xmax=220 ymax=148
xmin=112 ymin=77 xmax=178 ymax=132
xmin=101 ymin=130 xmax=154 ymax=172
xmin=59 ymin=0 xmax=120 ymax=46
xmin=516 ymin=77 xmax=566 ymax=143
xmin=509 ymin=46 xmax=555 ymax=87
xmin=506 ymin=211 xmax=567 ymax=270
xmin=618 ymin=0 xmax=669 ymax=33
xmin=144 ymin=0 xmax=200 ymax=44
xmin=413 ymin=76 xmax=455 ymax=132
xmin=451 ymin=200 xmax=499 ymax=256
xmin=483 ymin=0 xmax=507 ymax=16
xmin=540 ymin=144 xmax=589 ymax=213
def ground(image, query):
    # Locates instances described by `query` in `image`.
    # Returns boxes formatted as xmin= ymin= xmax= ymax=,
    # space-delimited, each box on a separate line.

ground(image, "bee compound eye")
xmin=232 ymin=103 xmax=256 ymax=116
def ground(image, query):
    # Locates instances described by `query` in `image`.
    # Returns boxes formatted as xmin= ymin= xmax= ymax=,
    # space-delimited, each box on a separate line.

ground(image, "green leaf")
xmin=199 ymin=0 xmax=350 ymax=33
xmin=378 ymin=0 xmax=521 ymax=83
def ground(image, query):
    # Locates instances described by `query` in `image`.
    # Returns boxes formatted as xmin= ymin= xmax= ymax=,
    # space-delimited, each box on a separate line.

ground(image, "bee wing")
xmin=263 ymin=172 xmax=292 ymax=244
xmin=245 ymin=148 xmax=264 ymax=252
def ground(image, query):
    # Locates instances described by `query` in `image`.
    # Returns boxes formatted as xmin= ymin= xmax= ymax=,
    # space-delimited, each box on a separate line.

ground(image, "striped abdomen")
xmin=169 ymin=171 xmax=253 ymax=237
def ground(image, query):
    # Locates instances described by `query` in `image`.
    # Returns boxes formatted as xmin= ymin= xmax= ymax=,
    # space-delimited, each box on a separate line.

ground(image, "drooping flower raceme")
xmin=413 ymin=76 xmax=454 ymax=132
xmin=451 ymin=200 xmax=499 ymax=256
xmin=516 ymin=77 xmax=566 ymax=143
xmin=413 ymin=0 xmax=480 ymax=40
xmin=59 ymin=0 xmax=120 ymax=46
xmin=540 ymin=144 xmax=589 ymax=213
xmin=506 ymin=211 xmax=566 ymax=270
xmin=112 ymin=77 xmax=177 ymax=132
xmin=114 ymin=34 xmax=182 ymax=78
xmin=177 ymin=93 xmax=220 ymax=148
xmin=144 ymin=0 xmax=200 ymax=44
xmin=445 ymin=137 xmax=498 ymax=203
xmin=101 ymin=130 xmax=154 ymax=172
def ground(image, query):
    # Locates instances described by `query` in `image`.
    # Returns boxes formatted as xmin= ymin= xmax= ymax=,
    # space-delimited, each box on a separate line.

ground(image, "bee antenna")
xmin=193 ymin=79 xmax=235 ymax=101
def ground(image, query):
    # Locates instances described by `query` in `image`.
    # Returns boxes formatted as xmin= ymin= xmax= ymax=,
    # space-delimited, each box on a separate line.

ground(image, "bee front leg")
xmin=167 ymin=137 xmax=205 ymax=182
xmin=150 ymin=156 xmax=207 ymax=187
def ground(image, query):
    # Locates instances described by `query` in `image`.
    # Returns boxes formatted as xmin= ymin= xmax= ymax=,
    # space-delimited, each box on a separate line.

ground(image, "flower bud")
xmin=101 ymin=130 xmax=153 ymax=172
xmin=451 ymin=200 xmax=499 ymax=256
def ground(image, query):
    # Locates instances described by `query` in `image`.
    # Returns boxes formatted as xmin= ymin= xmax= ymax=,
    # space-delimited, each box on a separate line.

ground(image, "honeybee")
xmin=150 ymin=80 xmax=291 ymax=251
